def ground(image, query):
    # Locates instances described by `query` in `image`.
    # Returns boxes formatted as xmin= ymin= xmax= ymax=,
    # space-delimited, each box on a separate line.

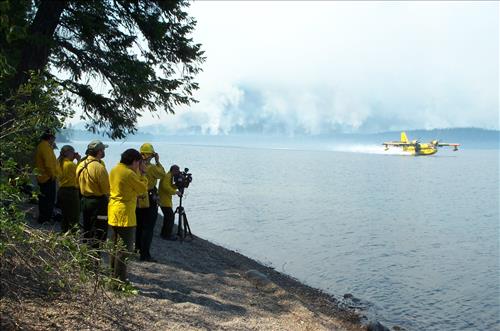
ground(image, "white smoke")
xmin=158 ymin=85 xmax=377 ymax=135
xmin=131 ymin=1 xmax=498 ymax=134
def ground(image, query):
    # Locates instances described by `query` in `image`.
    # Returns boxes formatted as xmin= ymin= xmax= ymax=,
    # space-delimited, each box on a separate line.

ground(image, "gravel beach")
xmin=2 ymin=212 xmax=366 ymax=331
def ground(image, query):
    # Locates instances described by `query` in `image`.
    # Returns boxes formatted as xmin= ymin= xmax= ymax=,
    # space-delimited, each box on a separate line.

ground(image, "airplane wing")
xmin=382 ymin=141 xmax=413 ymax=147
xmin=436 ymin=143 xmax=460 ymax=147
xmin=436 ymin=143 xmax=460 ymax=151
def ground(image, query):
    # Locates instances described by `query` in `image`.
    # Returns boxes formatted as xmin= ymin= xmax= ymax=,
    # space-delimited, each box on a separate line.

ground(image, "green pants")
xmin=57 ymin=187 xmax=80 ymax=233
xmin=110 ymin=226 xmax=135 ymax=282
xmin=81 ymin=196 xmax=108 ymax=249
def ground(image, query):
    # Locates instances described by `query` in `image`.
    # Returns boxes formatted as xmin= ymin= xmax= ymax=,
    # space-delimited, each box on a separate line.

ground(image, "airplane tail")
xmin=401 ymin=132 xmax=409 ymax=143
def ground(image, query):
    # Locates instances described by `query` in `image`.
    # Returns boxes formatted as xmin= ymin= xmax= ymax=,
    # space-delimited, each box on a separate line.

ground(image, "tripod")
xmin=175 ymin=193 xmax=193 ymax=242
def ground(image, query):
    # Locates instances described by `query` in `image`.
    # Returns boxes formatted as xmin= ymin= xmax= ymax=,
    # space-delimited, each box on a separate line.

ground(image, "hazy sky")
xmin=129 ymin=2 xmax=499 ymax=134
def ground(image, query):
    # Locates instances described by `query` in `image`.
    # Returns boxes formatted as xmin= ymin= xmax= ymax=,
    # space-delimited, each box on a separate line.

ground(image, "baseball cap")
xmin=60 ymin=145 xmax=75 ymax=153
xmin=87 ymin=140 xmax=108 ymax=151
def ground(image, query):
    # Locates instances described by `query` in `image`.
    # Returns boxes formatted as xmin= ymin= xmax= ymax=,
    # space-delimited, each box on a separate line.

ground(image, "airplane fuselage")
xmin=403 ymin=143 xmax=437 ymax=156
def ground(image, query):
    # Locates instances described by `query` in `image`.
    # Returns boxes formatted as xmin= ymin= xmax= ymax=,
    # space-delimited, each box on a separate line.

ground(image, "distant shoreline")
xmin=61 ymin=127 xmax=500 ymax=150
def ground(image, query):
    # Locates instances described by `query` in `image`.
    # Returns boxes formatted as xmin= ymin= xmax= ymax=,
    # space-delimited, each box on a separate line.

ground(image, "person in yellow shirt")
xmin=159 ymin=165 xmax=181 ymax=240
xmin=34 ymin=130 xmax=59 ymax=224
xmin=76 ymin=140 xmax=109 ymax=248
xmin=108 ymin=149 xmax=148 ymax=282
xmin=56 ymin=145 xmax=81 ymax=233
xmin=135 ymin=143 xmax=166 ymax=262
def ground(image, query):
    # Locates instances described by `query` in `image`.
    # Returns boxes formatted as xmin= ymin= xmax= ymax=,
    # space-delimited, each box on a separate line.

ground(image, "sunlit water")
xmin=72 ymin=139 xmax=499 ymax=330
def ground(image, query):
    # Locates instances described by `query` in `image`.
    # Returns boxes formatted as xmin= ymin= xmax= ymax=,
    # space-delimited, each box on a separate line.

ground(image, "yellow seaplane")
xmin=383 ymin=132 xmax=460 ymax=156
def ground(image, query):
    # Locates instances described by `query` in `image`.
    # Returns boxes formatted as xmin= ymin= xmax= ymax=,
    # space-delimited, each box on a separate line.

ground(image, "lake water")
xmin=72 ymin=138 xmax=499 ymax=331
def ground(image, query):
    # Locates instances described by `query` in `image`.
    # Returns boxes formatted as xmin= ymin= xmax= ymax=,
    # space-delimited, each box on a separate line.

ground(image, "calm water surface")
xmin=73 ymin=140 xmax=499 ymax=330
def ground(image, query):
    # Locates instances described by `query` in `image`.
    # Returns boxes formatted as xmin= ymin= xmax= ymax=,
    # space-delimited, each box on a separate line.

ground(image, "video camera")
xmin=173 ymin=167 xmax=192 ymax=193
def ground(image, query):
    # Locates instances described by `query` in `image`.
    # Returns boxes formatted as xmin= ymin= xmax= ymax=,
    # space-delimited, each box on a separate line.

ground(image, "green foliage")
xmin=114 ymin=281 xmax=139 ymax=296
xmin=0 ymin=65 xmax=69 ymax=257
xmin=2 ymin=0 xmax=205 ymax=139
xmin=0 ymin=72 xmax=71 ymax=170
xmin=0 ymin=19 xmax=128 ymax=308
xmin=0 ymin=64 xmax=95 ymax=299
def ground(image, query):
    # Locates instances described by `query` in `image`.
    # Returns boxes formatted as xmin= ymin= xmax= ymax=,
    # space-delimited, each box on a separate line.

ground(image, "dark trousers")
xmin=38 ymin=179 xmax=56 ymax=223
xmin=160 ymin=206 xmax=175 ymax=238
xmin=110 ymin=226 xmax=135 ymax=282
xmin=57 ymin=187 xmax=80 ymax=233
xmin=81 ymin=196 xmax=108 ymax=249
xmin=135 ymin=201 xmax=158 ymax=260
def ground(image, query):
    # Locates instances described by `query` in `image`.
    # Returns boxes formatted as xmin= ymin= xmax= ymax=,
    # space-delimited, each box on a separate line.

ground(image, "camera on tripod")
xmin=172 ymin=167 xmax=193 ymax=242
xmin=173 ymin=167 xmax=192 ymax=193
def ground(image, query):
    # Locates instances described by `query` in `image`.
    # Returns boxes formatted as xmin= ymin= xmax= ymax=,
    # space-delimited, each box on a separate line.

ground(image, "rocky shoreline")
xmin=5 ymin=211 xmax=384 ymax=330
xmin=126 ymin=222 xmax=366 ymax=331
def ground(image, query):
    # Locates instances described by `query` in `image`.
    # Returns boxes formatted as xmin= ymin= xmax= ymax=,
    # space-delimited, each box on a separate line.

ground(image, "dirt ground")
xmin=1 ymin=213 xmax=366 ymax=331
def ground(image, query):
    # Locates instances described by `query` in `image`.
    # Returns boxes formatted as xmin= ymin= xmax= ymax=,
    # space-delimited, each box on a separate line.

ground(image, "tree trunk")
xmin=11 ymin=0 xmax=68 ymax=90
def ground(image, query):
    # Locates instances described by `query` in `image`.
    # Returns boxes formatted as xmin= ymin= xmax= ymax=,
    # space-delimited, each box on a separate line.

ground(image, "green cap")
xmin=87 ymin=140 xmax=108 ymax=151
xmin=60 ymin=145 xmax=75 ymax=154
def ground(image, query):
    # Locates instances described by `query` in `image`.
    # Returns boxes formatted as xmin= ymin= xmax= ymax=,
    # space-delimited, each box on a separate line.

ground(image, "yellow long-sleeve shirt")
xmin=108 ymin=163 xmax=148 ymax=227
xmin=158 ymin=171 xmax=178 ymax=208
xmin=76 ymin=156 xmax=110 ymax=196
xmin=137 ymin=162 xmax=166 ymax=208
xmin=58 ymin=158 xmax=78 ymax=188
xmin=34 ymin=140 xmax=59 ymax=183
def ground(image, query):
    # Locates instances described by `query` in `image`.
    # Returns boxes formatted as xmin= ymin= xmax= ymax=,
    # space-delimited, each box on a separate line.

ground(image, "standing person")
xmin=159 ymin=165 xmax=181 ymax=240
xmin=135 ymin=143 xmax=166 ymax=262
xmin=108 ymin=149 xmax=148 ymax=282
xmin=56 ymin=145 xmax=81 ymax=233
xmin=76 ymin=140 xmax=109 ymax=248
xmin=34 ymin=130 xmax=59 ymax=224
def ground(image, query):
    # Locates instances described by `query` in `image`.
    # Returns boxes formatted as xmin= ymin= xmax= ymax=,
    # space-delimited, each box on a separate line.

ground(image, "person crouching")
xmin=108 ymin=149 xmax=148 ymax=282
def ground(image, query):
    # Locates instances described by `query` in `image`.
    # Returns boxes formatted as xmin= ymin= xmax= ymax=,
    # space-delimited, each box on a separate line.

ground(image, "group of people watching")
xmin=34 ymin=131 xmax=182 ymax=283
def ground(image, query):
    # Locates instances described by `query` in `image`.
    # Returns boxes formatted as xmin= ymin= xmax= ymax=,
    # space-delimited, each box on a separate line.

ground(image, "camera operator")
xmin=135 ymin=143 xmax=166 ymax=262
xmin=158 ymin=165 xmax=182 ymax=240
